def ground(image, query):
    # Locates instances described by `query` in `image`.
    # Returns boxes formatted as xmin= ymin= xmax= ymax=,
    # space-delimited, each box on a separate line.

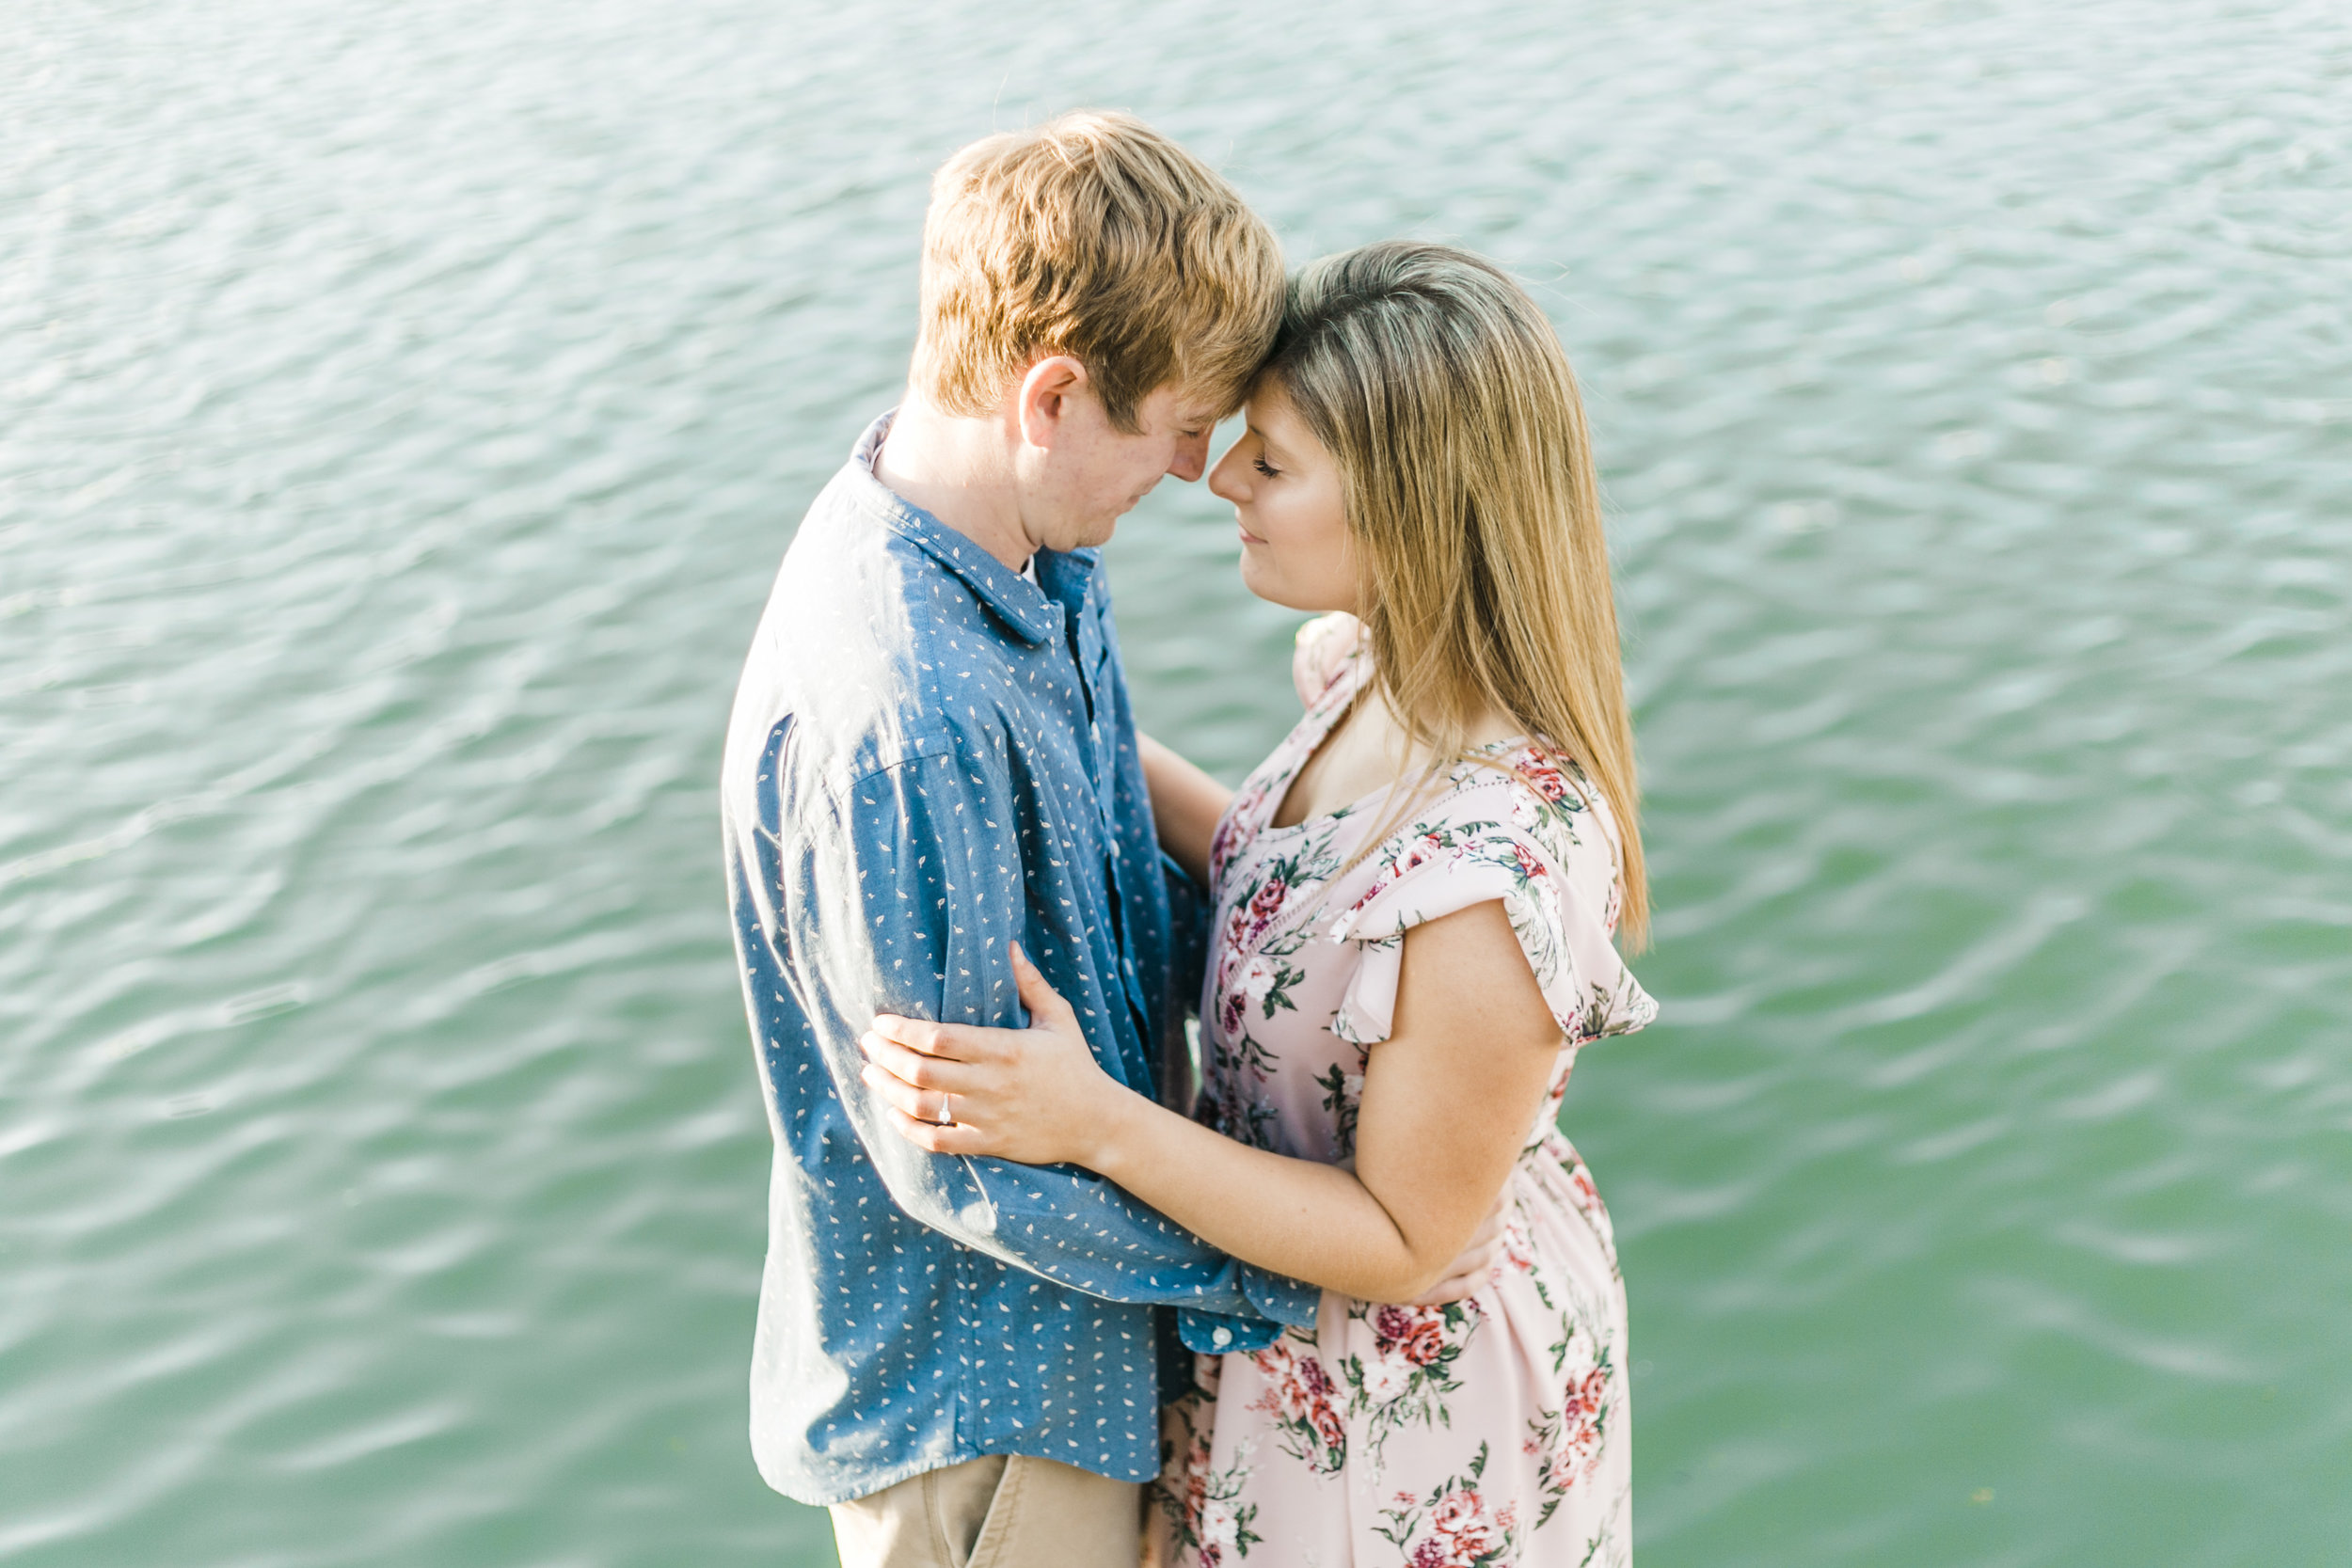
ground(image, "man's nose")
xmin=1167 ymin=432 xmax=1211 ymax=483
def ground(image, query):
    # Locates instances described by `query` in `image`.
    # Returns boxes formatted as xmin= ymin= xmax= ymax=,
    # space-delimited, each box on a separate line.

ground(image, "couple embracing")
xmin=721 ymin=110 xmax=1655 ymax=1568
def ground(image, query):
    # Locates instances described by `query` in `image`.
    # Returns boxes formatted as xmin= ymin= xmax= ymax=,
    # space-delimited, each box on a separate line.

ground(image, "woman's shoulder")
xmin=1335 ymin=746 xmax=1600 ymax=906
xmin=1443 ymin=741 xmax=1615 ymax=840
xmin=1423 ymin=742 xmax=1628 ymax=917
xmin=1327 ymin=739 xmax=1653 ymax=1045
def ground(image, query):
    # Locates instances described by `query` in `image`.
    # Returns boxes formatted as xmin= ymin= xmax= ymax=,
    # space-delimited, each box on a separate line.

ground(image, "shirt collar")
xmin=846 ymin=410 xmax=1081 ymax=648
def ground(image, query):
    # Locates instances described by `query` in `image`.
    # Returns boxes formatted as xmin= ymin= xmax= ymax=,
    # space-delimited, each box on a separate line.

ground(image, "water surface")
xmin=5 ymin=1 xmax=2349 ymax=1563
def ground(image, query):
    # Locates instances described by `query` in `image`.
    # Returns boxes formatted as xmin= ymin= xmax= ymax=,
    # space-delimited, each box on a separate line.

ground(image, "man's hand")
xmin=1292 ymin=610 xmax=1362 ymax=706
xmin=862 ymin=942 xmax=1130 ymax=1169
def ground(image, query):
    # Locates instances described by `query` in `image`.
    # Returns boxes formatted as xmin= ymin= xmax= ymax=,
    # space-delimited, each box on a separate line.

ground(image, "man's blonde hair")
xmin=911 ymin=111 xmax=1283 ymax=433
xmin=1265 ymin=242 xmax=1650 ymax=948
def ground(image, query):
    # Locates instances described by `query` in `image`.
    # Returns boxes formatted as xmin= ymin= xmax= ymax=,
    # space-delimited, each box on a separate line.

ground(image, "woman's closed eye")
xmin=1253 ymin=457 xmax=1281 ymax=478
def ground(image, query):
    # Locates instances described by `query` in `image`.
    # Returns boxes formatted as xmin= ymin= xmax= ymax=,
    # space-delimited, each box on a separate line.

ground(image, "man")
xmin=718 ymin=112 xmax=1310 ymax=1568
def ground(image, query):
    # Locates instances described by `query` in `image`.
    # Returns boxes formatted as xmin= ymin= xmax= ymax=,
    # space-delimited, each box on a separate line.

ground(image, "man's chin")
xmin=1038 ymin=502 xmax=1131 ymax=553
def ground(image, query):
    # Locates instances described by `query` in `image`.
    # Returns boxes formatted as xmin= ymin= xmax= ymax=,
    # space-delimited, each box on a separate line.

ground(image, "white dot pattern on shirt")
xmin=717 ymin=413 xmax=1310 ymax=1508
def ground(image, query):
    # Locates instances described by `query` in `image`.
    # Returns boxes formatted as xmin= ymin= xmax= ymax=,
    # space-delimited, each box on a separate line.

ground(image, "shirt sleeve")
xmin=781 ymin=738 xmax=1316 ymax=1338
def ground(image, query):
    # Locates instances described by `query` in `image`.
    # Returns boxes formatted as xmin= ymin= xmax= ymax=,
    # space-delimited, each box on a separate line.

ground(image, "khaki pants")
xmin=829 ymin=1453 xmax=1141 ymax=1568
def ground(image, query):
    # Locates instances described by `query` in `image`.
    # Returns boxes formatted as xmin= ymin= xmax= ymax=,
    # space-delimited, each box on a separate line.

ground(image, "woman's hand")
xmin=1312 ymin=1153 xmax=1510 ymax=1307
xmin=1410 ymin=1188 xmax=1511 ymax=1306
xmin=862 ymin=942 xmax=1132 ymax=1168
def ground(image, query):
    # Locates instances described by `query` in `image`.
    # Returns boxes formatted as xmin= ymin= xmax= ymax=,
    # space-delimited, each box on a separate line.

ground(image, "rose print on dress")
xmin=1340 ymin=1299 xmax=1484 ymax=1474
xmin=1341 ymin=819 xmax=1500 ymax=922
xmin=1214 ymin=826 xmax=1347 ymax=1019
xmin=1203 ymin=816 xmax=1351 ymax=1151
xmin=1524 ymin=1347 xmax=1615 ymax=1531
xmin=1373 ymin=1442 xmax=1520 ymax=1567
xmin=1163 ymin=1427 xmax=1263 ymax=1567
xmin=1244 ymin=1334 xmax=1349 ymax=1475
xmin=1549 ymin=1140 xmax=1618 ymax=1277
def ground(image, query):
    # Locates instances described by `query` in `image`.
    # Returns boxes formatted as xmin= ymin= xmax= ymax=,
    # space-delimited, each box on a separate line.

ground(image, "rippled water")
xmin=7 ymin=1 xmax=2350 ymax=1563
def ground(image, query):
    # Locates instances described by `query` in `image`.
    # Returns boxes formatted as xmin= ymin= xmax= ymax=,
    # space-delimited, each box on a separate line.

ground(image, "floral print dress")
xmin=1150 ymin=626 xmax=1657 ymax=1568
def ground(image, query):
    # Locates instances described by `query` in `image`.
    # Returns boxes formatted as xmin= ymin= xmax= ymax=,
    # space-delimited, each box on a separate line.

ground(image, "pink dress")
xmin=1150 ymin=629 xmax=1657 ymax=1568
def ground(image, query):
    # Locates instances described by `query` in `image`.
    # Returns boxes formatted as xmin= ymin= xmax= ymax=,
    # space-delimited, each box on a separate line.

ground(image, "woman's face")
xmin=1207 ymin=384 xmax=1358 ymax=614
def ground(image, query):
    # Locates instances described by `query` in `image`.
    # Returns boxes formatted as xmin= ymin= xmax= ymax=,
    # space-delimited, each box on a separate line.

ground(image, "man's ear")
xmin=1013 ymin=356 xmax=1091 ymax=451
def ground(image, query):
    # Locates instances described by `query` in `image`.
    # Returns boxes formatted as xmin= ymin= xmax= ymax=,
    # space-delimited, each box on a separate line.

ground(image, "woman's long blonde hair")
xmin=1265 ymin=241 xmax=1649 ymax=948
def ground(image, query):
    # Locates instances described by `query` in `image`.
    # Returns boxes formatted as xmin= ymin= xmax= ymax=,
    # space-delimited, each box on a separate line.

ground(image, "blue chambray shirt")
xmin=721 ymin=412 xmax=1317 ymax=1507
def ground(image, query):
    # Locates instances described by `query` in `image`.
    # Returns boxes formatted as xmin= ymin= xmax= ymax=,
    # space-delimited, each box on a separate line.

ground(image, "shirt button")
xmin=1211 ymin=1326 xmax=1232 ymax=1348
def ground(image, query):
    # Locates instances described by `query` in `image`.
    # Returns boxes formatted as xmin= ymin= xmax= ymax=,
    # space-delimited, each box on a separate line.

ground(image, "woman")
xmin=861 ymin=241 xmax=1654 ymax=1567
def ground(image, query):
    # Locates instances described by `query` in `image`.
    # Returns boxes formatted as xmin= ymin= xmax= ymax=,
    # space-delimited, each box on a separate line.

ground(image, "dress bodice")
xmin=1198 ymin=636 xmax=1655 ymax=1163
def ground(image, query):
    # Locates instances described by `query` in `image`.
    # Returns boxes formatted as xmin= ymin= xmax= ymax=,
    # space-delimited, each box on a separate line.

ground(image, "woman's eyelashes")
xmin=1252 ymin=457 xmax=1280 ymax=478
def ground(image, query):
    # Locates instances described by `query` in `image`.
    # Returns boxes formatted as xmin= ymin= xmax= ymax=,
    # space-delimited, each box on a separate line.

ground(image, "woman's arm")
xmin=861 ymin=900 xmax=1563 ymax=1305
xmin=1137 ymin=732 xmax=1232 ymax=888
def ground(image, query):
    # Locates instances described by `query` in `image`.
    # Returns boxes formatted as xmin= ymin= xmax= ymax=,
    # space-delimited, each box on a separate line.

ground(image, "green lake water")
xmin=6 ymin=1 xmax=2349 ymax=1562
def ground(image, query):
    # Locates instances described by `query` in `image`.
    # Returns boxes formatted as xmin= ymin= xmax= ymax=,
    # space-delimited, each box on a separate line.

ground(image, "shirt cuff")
xmin=1172 ymin=1267 xmax=1321 ymax=1355
xmin=1245 ymin=1263 xmax=1322 ymax=1327
xmin=1175 ymin=1307 xmax=1278 ymax=1355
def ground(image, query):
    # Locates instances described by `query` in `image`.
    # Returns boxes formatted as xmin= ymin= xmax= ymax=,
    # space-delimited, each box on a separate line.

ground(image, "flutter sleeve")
xmin=1323 ymin=775 xmax=1657 ymax=1051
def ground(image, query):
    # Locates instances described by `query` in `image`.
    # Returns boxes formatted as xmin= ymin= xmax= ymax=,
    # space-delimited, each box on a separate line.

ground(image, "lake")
xmin=4 ymin=0 xmax=2348 ymax=1562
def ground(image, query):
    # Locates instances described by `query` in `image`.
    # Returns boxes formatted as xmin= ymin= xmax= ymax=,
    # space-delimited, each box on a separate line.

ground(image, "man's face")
xmin=1017 ymin=380 xmax=1220 ymax=554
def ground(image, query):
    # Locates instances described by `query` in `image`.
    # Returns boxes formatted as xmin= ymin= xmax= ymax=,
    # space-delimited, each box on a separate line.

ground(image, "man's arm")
xmin=782 ymin=739 xmax=1314 ymax=1328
